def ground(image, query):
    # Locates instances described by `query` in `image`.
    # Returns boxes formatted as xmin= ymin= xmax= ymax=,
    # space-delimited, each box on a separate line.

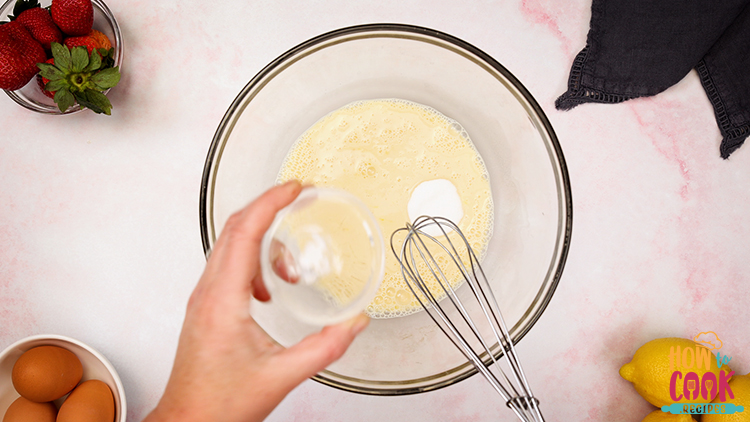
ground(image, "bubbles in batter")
xmin=277 ymin=99 xmax=493 ymax=318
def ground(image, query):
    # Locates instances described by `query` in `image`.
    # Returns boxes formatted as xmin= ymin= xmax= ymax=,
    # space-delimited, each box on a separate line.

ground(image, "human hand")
xmin=143 ymin=181 xmax=370 ymax=422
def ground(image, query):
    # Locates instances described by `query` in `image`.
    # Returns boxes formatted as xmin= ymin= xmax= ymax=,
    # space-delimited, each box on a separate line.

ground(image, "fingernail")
xmin=283 ymin=179 xmax=301 ymax=190
xmin=347 ymin=314 xmax=370 ymax=335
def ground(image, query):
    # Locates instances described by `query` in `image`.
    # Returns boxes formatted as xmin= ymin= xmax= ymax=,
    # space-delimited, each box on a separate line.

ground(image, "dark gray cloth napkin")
xmin=556 ymin=0 xmax=750 ymax=158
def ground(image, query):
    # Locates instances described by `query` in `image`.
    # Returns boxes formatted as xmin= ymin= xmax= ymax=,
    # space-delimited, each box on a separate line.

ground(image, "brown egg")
xmin=2 ymin=396 xmax=57 ymax=422
xmin=56 ymin=380 xmax=115 ymax=422
xmin=11 ymin=346 xmax=83 ymax=402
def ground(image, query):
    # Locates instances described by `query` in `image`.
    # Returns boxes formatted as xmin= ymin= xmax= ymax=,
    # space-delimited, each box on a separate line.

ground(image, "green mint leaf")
xmin=75 ymin=90 xmax=112 ymax=115
xmin=37 ymin=63 xmax=64 ymax=81
xmin=51 ymin=43 xmax=71 ymax=72
xmin=91 ymin=67 xmax=120 ymax=90
xmin=70 ymin=46 xmax=89 ymax=73
xmin=45 ymin=78 xmax=68 ymax=92
xmin=54 ymin=89 xmax=74 ymax=113
xmin=83 ymin=50 xmax=102 ymax=72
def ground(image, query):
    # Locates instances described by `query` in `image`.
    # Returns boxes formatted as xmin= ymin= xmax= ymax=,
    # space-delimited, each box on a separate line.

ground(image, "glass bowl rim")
xmin=199 ymin=22 xmax=573 ymax=396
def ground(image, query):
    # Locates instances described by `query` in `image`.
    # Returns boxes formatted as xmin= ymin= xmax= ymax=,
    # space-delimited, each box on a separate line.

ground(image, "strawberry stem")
xmin=69 ymin=73 xmax=89 ymax=90
xmin=41 ymin=42 xmax=120 ymax=115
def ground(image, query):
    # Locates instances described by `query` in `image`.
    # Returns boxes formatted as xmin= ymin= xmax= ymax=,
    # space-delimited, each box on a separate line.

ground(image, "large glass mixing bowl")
xmin=200 ymin=24 xmax=572 ymax=395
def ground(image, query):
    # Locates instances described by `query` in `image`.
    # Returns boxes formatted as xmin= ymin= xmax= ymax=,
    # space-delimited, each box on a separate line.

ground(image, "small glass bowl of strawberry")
xmin=0 ymin=0 xmax=122 ymax=114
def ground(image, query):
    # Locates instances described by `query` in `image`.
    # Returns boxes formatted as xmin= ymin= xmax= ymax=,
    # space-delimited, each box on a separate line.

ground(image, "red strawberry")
xmin=0 ymin=20 xmax=47 ymax=91
xmin=16 ymin=7 xmax=63 ymax=50
xmin=37 ymin=57 xmax=55 ymax=98
xmin=51 ymin=0 xmax=93 ymax=36
xmin=64 ymin=34 xmax=97 ymax=53
xmin=88 ymin=29 xmax=111 ymax=50
xmin=64 ymin=29 xmax=111 ymax=54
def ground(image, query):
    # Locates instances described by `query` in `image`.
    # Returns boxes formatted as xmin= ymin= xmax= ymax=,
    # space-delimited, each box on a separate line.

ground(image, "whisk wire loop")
xmin=404 ymin=220 xmax=520 ymax=399
xmin=391 ymin=216 xmax=545 ymax=422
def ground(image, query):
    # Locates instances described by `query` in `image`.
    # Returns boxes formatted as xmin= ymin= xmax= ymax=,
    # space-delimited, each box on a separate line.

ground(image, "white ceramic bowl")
xmin=0 ymin=334 xmax=126 ymax=422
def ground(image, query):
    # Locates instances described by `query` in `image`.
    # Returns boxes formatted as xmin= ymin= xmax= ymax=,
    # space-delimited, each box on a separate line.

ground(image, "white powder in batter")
xmin=407 ymin=179 xmax=463 ymax=236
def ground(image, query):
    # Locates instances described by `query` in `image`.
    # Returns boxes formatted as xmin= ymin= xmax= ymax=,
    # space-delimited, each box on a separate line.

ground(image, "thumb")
xmin=273 ymin=314 xmax=370 ymax=384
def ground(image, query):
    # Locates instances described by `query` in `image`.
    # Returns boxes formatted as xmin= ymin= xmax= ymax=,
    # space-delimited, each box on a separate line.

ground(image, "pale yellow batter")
xmin=278 ymin=99 xmax=493 ymax=318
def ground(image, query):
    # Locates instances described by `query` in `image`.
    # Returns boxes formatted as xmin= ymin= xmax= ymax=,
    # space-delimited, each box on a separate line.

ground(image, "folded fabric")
xmin=556 ymin=0 xmax=750 ymax=158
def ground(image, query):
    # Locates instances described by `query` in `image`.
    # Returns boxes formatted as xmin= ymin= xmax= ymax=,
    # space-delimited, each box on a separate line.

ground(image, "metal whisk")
xmin=391 ymin=216 xmax=544 ymax=422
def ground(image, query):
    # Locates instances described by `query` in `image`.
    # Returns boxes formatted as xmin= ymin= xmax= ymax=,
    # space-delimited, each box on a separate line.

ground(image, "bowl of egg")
xmin=200 ymin=23 xmax=572 ymax=394
xmin=0 ymin=335 xmax=126 ymax=422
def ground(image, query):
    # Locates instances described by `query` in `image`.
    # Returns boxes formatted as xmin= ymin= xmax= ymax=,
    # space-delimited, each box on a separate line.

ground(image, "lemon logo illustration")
xmin=703 ymin=372 xmax=750 ymax=422
xmin=620 ymin=338 xmax=732 ymax=407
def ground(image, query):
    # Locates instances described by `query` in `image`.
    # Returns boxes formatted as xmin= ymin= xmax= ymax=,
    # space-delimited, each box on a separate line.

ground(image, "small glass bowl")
xmin=260 ymin=187 xmax=385 ymax=325
xmin=0 ymin=0 xmax=123 ymax=114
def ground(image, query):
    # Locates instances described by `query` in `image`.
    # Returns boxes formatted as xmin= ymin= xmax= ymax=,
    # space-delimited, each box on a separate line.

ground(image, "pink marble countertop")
xmin=2 ymin=0 xmax=749 ymax=421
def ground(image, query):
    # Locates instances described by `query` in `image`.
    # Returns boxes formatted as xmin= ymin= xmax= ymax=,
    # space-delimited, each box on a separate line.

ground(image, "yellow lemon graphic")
xmin=703 ymin=372 xmax=750 ymax=422
xmin=620 ymin=337 xmax=732 ymax=407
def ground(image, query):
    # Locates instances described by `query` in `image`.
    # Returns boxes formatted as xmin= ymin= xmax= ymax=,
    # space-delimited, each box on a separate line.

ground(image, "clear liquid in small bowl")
xmin=260 ymin=187 xmax=385 ymax=325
